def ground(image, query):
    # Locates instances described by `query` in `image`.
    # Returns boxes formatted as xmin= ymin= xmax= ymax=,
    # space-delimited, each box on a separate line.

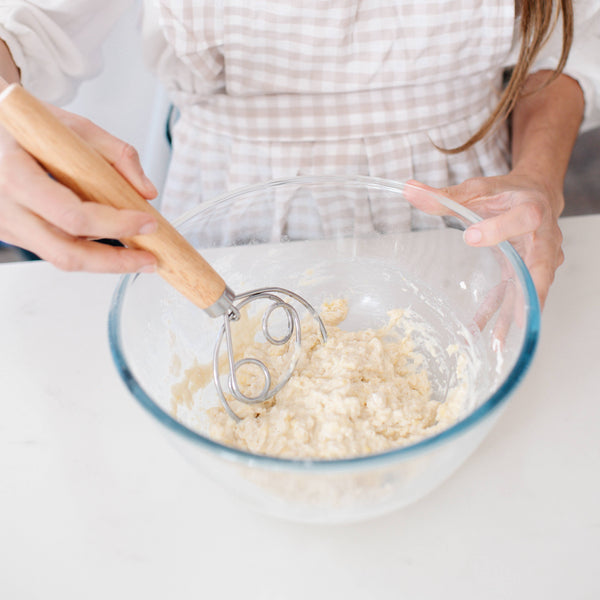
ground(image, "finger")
xmin=513 ymin=232 xmax=561 ymax=312
xmin=463 ymin=200 xmax=544 ymax=246
xmin=2 ymin=146 xmax=159 ymax=240
xmin=48 ymin=106 xmax=158 ymax=200
xmin=491 ymin=280 xmax=518 ymax=349
xmin=23 ymin=172 xmax=158 ymax=239
xmin=472 ymin=280 xmax=507 ymax=333
xmin=8 ymin=206 xmax=157 ymax=273
xmin=442 ymin=177 xmax=502 ymax=204
xmin=527 ymin=256 xmax=560 ymax=311
xmin=404 ymin=179 xmax=454 ymax=216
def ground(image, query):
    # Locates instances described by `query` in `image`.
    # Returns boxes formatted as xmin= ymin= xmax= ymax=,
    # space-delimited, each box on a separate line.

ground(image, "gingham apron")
xmin=157 ymin=0 xmax=515 ymax=239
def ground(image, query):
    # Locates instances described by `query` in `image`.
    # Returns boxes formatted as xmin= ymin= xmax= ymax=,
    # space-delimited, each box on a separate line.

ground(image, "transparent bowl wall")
xmin=109 ymin=176 xmax=539 ymax=524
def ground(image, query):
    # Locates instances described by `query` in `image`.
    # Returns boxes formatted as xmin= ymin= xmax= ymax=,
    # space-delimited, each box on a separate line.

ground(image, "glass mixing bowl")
xmin=108 ymin=176 xmax=539 ymax=523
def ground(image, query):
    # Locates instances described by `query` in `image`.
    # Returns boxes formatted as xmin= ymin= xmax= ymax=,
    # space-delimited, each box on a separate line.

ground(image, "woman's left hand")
xmin=431 ymin=71 xmax=584 ymax=312
xmin=435 ymin=172 xmax=564 ymax=310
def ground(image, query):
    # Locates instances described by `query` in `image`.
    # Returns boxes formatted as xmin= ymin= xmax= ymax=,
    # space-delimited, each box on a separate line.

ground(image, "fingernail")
xmin=138 ymin=220 xmax=157 ymax=235
xmin=464 ymin=227 xmax=482 ymax=244
xmin=137 ymin=263 xmax=156 ymax=274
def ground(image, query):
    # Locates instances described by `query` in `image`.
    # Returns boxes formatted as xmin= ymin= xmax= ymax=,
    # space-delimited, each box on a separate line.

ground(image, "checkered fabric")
xmin=157 ymin=1 xmax=515 ymax=230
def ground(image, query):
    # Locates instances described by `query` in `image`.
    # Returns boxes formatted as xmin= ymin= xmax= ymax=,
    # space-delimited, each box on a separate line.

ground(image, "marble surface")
xmin=1 ymin=215 xmax=599 ymax=599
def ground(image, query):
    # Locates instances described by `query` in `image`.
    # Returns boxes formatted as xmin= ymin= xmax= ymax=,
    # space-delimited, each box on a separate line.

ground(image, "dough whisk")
xmin=0 ymin=80 xmax=327 ymax=421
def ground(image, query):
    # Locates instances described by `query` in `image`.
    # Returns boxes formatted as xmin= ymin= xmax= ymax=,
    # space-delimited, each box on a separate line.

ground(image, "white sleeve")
xmin=531 ymin=0 xmax=600 ymax=132
xmin=0 ymin=0 xmax=136 ymax=105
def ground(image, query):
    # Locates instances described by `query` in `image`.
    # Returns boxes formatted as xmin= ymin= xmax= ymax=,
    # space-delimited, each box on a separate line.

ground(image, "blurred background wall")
xmin=62 ymin=3 xmax=171 ymax=202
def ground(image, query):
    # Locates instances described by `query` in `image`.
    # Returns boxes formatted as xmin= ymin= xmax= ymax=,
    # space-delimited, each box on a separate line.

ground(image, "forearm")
xmin=0 ymin=39 xmax=20 ymax=83
xmin=510 ymin=70 xmax=584 ymax=216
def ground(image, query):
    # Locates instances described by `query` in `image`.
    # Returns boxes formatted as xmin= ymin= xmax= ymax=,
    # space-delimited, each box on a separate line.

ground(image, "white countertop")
xmin=1 ymin=215 xmax=599 ymax=599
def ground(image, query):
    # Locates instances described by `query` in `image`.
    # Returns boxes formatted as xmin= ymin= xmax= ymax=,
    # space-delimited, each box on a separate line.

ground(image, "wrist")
xmin=510 ymin=160 xmax=563 ymax=190
xmin=509 ymin=164 xmax=565 ymax=218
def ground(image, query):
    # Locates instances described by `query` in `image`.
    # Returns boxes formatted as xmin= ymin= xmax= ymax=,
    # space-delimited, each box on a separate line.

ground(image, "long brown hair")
xmin=449 ymin=0 xmax=574 ymax=153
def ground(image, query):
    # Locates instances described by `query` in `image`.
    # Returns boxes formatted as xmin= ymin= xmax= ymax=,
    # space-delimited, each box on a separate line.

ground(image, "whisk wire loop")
xmin=213 ymin=287 xmax=327 ymax=422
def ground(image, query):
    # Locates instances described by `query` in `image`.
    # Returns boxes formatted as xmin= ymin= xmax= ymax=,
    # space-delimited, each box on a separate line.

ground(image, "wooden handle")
xmin=0 ymin=82 xmax=228 ymax=311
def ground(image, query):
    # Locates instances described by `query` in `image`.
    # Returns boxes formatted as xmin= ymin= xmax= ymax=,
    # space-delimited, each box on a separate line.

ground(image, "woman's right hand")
xmin=0 ymin=103 xmax=159 ymax=273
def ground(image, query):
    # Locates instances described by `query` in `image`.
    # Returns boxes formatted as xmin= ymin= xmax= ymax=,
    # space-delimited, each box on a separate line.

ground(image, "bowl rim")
xmin=108 ymin=175 xmax=540 ymax=471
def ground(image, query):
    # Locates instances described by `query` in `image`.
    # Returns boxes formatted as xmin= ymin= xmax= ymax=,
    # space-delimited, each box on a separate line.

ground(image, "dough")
xmin=171 ymin=299 xmax=468 ymax=460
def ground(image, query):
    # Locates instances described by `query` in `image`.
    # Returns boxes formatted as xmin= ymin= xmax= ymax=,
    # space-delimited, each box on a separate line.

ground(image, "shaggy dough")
xmin=171 ymin=299 xmax=467 ymax=460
